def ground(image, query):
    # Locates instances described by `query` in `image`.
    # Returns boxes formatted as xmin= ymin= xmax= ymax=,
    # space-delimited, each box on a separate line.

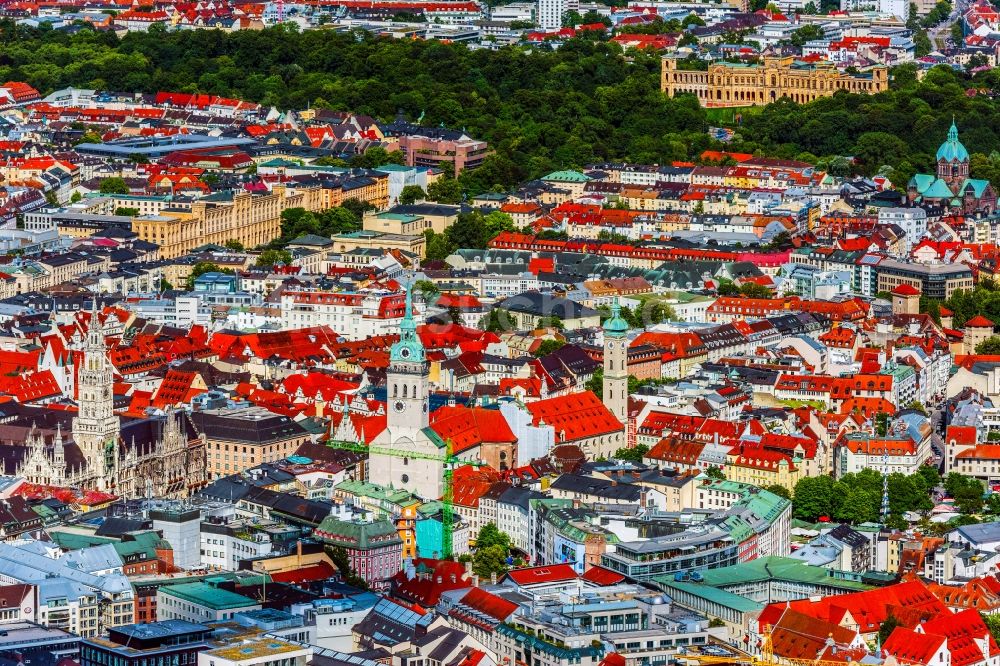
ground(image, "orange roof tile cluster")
xmin=450 ymin=466 xmax=501 ymax=509
xmin=0 ymin=370 xmax=61 ymax=403
xmin=645 ymin=437 xmax=705 ymax=466
xmin=759 ymin=580 xmax=947 ymax=636
xmin=883 ymin=626 xmax=946 ymax=665
xmin=526 ymin=391 xmax=623 ymax=443
xmin=920 ymin=608 xmax=1000 ymax=666
xmin=151 ymin=369 xmax=205 ymax=409
xmin=429 ymin=405 xmax=516 ymax=454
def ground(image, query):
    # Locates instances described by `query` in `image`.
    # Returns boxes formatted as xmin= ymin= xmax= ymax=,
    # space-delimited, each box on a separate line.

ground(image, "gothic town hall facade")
xmin=15 ymin=308 xmax=207 ymax=498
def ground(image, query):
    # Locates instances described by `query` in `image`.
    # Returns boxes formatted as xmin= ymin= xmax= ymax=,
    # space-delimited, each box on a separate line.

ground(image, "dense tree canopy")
xmin=276 ymin=206 xmax=362 ymax=247
xmin=793 ymin=469 xmax=934 ymax=523
xmin=423 ymin=210 xmax=516 ymax=261
xmin=945 ymin=472 xmax=986 ymax=514
xmin=928 ymin=278 xmax=1000 ymax=329
xmin=472 ymin=523 xmax=512 ymax=578
xmin=4 ymin=24 xmax=1000 ymax=196
xmin=0 ymin=23 xmax=711 ymax=192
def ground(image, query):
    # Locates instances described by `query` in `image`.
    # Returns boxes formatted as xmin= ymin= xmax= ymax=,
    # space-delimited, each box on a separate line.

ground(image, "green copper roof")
xmin=603 ymin=297 xmax=629 ymax=336
xmin=937 ymin=121 xmax=969 ymax=163
xmin=909 ymin=173 xmax=935 ymax=192
xmin=316 ymin=516 xmax=402 ymax=549
xmin=922 ymin=178 xmax=956 ymax=200
xmin=654 ymin=580 xmax=764 ymax=613
xmin=960 ymin=178 xmax=991 ymax=198
xmin=159 ymin=582 xmax=258 ymax=610
xmin=670 ymin=555 xmax=870 ymax=591
xmin=389 ymin=282 xmax=425 ymax=364
xmin=542 ymin=170 xmax=591 ymax=183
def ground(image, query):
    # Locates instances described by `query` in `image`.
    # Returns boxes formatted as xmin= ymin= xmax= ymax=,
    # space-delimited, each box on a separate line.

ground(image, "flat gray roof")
xmin=76 ymin=135 xmax=257 ymax=158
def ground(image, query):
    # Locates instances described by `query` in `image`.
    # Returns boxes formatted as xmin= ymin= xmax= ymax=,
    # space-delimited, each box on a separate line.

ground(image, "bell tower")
xmin=603 ymin=297 xmax=629 ymax=424
xmin=72 ymin=300 xmax=119 ymax=487
xmin=386 ymin=284 xmax=429 ymax=432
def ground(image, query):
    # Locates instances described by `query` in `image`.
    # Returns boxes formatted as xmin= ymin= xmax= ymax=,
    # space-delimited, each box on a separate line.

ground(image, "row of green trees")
xmin=275 ymin=203 xmax=369 ymax=246
xmin=423 ymin=210 xmax=517 ymax=261
xmin=793 ymin=467 xmax=940 ymax=528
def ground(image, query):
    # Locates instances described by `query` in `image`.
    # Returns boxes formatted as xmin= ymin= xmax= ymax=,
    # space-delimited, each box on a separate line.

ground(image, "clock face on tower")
xmin=393 ymin=400 xmax=406 ymax=413
xmin=399 ymin=347 xmax=411 ymax=359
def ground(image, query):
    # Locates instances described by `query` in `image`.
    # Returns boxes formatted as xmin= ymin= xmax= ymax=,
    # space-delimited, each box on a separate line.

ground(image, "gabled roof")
xmin=580 ymin=566 xmax=626 ymax=586
xmin=525 ymin=391 xmax=623 ymax=443
xmin=883 ymin=626 xmax=945 ymax=665
xmin=428 ymin=405 xmax=516 ymax=454
xmin=761 ymin=580 xmax=946 ymax=635
xmin=965 ymin=315 xmax=995 ymax=328
xmin=454 ymin=586 xmax=518 ymax=622
xmin=919 ymin=607 xmax=1000 ymax=666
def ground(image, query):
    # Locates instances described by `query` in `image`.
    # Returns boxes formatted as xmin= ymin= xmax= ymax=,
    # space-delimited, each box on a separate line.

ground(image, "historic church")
xmin=366 ymin=286 xmax=446 ymax=501
xmin=12 ymin=304 xmax=207 ymax=498
xmin=907 ymin=121 xmax=997 ymax=214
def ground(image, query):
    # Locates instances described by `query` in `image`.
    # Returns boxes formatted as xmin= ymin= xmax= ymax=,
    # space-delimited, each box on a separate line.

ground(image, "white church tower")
xmin=602 ymin=297 xmax=629 ymax=424
xmin=368 ymin=284 xmax=444 ymax=500
xmin=387 ymin=286 xmax=429 ymax=431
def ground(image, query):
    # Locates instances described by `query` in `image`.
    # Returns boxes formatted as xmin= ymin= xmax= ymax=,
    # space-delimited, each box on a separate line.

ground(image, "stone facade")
xmin=131 ymin=185 xmax=322 ymax=258
xmin=17 ymin=303 xmax=207 ymax=497
xmin=661 ymin=56 xmax=889 ymax=107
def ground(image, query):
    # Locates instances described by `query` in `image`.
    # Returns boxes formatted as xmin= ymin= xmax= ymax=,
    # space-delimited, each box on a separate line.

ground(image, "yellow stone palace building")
xmin=661 ymin=55 xmax=889 ymax=107
xmin=131 ymin=185 xmax=321 ymax=258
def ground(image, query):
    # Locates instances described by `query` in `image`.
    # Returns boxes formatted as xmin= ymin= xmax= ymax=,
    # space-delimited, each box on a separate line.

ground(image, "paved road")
xmin=928 ymin=0 xmax=963 ymax=51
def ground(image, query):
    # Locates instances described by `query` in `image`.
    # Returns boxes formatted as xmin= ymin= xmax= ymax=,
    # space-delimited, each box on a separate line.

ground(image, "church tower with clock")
xmin=387 ymin=286 xmax=429 ymax=430
xmin=368 ymin=284 xmax=444 ymax=500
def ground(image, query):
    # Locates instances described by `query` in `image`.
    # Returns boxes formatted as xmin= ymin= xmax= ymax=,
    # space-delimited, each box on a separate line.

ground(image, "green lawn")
xmin=704 ymin=105 xmax=763 ymax=126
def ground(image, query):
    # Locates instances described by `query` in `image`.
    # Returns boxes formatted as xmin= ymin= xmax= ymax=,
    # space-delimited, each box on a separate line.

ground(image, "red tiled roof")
xmin=526 ymin=391 xmax=623 ymax=443
xmin=920 ymin=608 xmax=1000 ymax=666
xmin=645 ymin=437 xmax=705 ymax=466
xmin=429 ymin=405 xmax=516 ymax=454
xmin=955 ymin=445 xmax=1000 ymax=460
xmin=455 ymin=586 xmax=518 ymax=621
xmin=769 ymin=607 xmax=859 ymax=660
xmin=503 ymin=564 xmax=577 ymax=586
xmin=946 ymin=425 xmax=978 ymax=447
xmin=0 ymin=370 xmax=61 ymax=403
xmin=762 ymin=580 xmax=946 ymax=636
xmin=892 ymin=284 xmax=921 ymax=296
xmin=965 ymin=315 xmax=995 ymax=328
xmin=580 ymin=566 xmax=626 ymax=586
xmin=391 ymin=558 xmax=470 ymax=606
xmin=151 ymin=368 xmax=205 ymax=408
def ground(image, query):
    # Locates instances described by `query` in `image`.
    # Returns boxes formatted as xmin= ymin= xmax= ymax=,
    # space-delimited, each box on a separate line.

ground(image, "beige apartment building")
xmin=191 ymin=406 xmax=312 ymax=479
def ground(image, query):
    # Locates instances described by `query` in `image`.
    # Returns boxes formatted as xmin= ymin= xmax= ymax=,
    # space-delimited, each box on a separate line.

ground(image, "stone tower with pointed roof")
xmin=368 ymin=282 xmax=444 ymax=500
xmin=72 ymin=301 xmax=120 ymax=490
xmin=11 ymin=302 xmax=206 ymax=497
xmin=603 ymin=298 xmax=629 ymax=425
